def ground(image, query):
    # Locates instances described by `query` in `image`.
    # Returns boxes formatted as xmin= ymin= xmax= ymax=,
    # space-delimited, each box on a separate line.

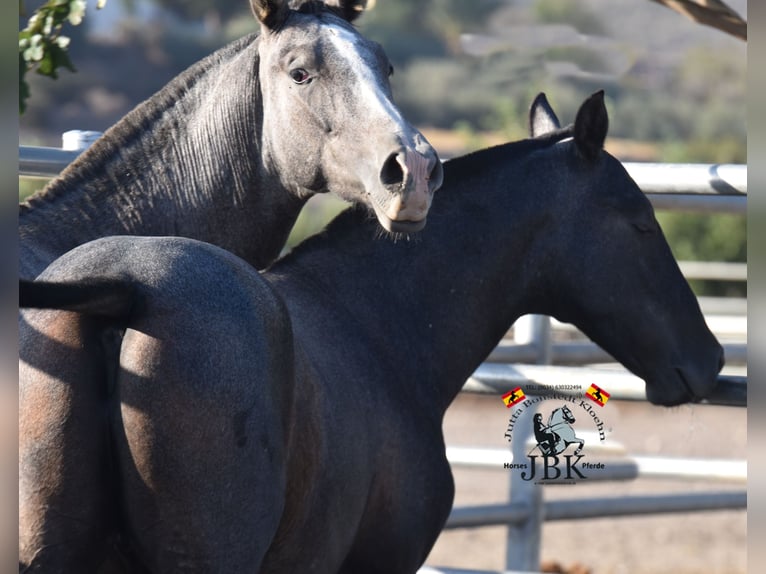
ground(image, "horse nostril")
xmin=380 ymin=152 xmax=405 ymax=187
xmin=428 ymin=158 xmax=444 ymax=190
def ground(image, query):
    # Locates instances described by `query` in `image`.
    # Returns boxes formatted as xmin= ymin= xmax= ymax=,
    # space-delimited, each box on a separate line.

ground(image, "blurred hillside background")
xmin=19 ymin=0 xmax=746 ymax=296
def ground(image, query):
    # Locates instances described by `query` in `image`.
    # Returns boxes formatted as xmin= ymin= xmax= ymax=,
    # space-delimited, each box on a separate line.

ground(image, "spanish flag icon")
xmin=586 ymin=383 xmax=610 ymax=406
xmin=501 ymin=387 xmax=526 ymax=408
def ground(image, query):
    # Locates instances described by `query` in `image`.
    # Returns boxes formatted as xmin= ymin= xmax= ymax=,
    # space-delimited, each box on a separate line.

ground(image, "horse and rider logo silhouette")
xmin=531 ymin=405 xmax=585 ymax=456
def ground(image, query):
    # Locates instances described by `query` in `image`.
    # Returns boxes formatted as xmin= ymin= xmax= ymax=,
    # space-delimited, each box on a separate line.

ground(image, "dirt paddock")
xmin=425 ymin=391 xmax=747 ymax=574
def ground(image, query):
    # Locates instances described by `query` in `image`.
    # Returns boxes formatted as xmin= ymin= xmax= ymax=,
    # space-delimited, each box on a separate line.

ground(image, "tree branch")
xmin=648 ymin=0 xmax=747 ymax=40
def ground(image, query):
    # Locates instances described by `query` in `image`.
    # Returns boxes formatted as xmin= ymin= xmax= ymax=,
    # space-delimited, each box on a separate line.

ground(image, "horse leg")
xmin=19 ymin=312 xmax=116 ymax=572
xmin=112 ymin=320 xmax=293 ymax=572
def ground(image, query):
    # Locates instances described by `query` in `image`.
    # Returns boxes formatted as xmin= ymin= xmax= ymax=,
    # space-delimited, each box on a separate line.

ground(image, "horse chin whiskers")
xmin=371 ymin=223 xmax=416 ymax=244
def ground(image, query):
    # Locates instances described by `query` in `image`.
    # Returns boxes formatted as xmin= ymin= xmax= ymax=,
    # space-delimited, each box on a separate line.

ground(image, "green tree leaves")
xmin=18 ymin=0 xmax=106 ymax=114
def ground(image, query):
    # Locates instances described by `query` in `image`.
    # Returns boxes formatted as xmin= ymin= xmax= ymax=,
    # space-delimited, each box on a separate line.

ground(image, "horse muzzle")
xmin=373 ymin=148 xmax=443 ymax=233
xmin=645 ymin=345 xmax=724 ymax=406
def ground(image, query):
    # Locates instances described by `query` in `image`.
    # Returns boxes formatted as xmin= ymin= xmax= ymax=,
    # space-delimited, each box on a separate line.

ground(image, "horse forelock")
xmin=20 ymin=33 xmax=262 ymax=214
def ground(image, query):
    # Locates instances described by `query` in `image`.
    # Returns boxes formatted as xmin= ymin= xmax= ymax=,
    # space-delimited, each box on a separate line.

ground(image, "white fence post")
xmin=513 ymin=315 xmax=552 ymax=365
xmin=62 ymin=130 xmax=103 ymax=151
xmin=504 ymin=420 xmax=543 ymax=570
xmin=505 ymin=315 xmax=551 ymax=570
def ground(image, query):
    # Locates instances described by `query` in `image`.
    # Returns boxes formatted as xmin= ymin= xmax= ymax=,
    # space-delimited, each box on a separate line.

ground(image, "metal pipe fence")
xmin=464 ymin=363 xmax=747 ymax=407
xmin=19 ymin=141 xmax=748 ymax=211
xmin=435 ymin=371 xmax=747 ymax=572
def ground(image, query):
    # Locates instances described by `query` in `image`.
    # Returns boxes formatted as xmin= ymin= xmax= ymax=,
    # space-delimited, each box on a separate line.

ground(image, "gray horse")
xmin=19 ymin=92 xmax=724 ymax=572
xmin=19 ymin=0 xmax=443 ymax=279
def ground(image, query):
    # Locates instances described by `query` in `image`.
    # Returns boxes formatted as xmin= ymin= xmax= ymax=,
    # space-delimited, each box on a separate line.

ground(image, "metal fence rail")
xmin=18 ymin=142 xmax=748 ymax=214
xmin=464 ymin=363 xmax=747 ymax=407
xmin=447 ymin=491 xmax=747 ymax=528
xmin=623 ymin=162 xmax=746 ymax=214
xmin=19 ymin=146 xmax=82 ymax=179
xmin=485 ymin=339 xmax=747 ymax=367
xmin=446 ymin=446 xmax=747 ymax=483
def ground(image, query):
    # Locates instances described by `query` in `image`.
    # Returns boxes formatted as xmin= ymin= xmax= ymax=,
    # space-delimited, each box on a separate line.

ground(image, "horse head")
xmin=252 ymin=0 xmax=443 ymax=233
xmin=528 ymin=91 xmax=724 ymax=406
xmin=550 ymin=406 xmax=575 ymax=425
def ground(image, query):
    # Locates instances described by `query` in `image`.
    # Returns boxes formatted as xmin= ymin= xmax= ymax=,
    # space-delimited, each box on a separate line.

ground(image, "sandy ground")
xmin=424 ymin=391 xmax=747 ymax=574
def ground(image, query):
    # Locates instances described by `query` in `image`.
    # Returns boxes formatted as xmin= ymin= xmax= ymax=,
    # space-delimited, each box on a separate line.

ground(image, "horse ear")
xmin=573 ymin=90 xmax=608 ymax=161
xmin=528 ymin=92 xmax=561 ymax=138
xmin=324 ymin=0 xmax=369 ymax=22
xmin=251 ymin=0 xmax=290 ymax=32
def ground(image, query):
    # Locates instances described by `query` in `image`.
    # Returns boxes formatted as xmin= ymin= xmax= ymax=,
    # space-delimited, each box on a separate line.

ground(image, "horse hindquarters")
xmin=106 ymin=249 xmax=296 ymax=572
xmin=19 ymin=311 xmax=118 ymax=572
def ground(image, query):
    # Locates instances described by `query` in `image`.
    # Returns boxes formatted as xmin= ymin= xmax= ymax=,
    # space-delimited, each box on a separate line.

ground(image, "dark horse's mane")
xmin=20 ymin=33 xmax=260 ymax=213
xmin=447 ymin=124 xmax=574 ymax=180
xmin=278 ymin=125 xmax=576 ymax=264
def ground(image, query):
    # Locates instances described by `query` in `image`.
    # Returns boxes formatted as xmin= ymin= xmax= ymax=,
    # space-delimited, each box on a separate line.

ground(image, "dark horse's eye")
xmin=388 ymin=64 xmax=394 ymax=77
xmin=633 ymin=219 xmax=658 ymax=233
xmin=289 ymin=68 xmax=311 ymax=84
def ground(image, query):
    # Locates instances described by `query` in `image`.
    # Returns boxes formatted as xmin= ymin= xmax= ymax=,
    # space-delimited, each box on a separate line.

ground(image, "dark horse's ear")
xmin=573 ymin=90 xmax=608 ymax=162
xmin=324 ymin=0 xmax=369 ymax=22
xmin=528 ymin=93 xmax=561 ymax=138
xmin=251 ymin=0 xmax=290 ymax=32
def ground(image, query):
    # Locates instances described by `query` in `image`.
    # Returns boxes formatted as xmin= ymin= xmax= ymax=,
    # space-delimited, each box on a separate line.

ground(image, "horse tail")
xmin=19 ymin=278 xmax=137 ymax=321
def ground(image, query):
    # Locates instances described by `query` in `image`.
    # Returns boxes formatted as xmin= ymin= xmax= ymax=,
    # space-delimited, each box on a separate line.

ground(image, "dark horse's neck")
xmin=269 ymin=135 xmax=568 ymax=416
xmin=20 ymin=34 xmax=305 ymax=278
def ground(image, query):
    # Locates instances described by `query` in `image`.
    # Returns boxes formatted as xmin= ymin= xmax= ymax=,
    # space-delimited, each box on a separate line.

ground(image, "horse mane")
xmin=20 ymin=33 xmax=261 ymax=214
xmin=444 ymin=124 xmax=574 ymax=180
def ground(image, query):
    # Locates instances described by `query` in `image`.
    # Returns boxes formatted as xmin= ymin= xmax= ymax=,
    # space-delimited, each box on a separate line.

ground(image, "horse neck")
xmin=275 ymin=153 xmax=553 ymax=418
xmin=19 ymin=35 xmax=304 ymax=278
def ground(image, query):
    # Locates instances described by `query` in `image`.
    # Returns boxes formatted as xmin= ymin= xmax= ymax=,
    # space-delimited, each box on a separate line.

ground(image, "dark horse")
xmin=19 ymin=92 xmax=724 ymax=572
xmin=19 ymin=0 xmax=443 ymax=280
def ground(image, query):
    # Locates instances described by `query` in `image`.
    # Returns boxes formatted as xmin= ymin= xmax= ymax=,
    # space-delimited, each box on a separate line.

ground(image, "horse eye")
xmin=633 ymin=220 xmax=658 ymax=233
xmin=388 ymin=64 xmax=394 ymax=77
xmin=289 ymin=68 xmax=311 ymax=84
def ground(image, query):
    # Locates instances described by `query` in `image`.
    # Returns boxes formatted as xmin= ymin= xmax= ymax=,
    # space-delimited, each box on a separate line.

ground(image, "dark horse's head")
xmin=528 ymin=91 xmax=724 ymax=406
xmin=253 ymin=0 xmax=443 ymax=233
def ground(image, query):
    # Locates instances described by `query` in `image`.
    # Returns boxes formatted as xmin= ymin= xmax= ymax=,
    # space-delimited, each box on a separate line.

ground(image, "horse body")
xmin=19 ymin=0 xmax=442 ymax=279
xmin=20 ymin=92 xmax=724 ymax=572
